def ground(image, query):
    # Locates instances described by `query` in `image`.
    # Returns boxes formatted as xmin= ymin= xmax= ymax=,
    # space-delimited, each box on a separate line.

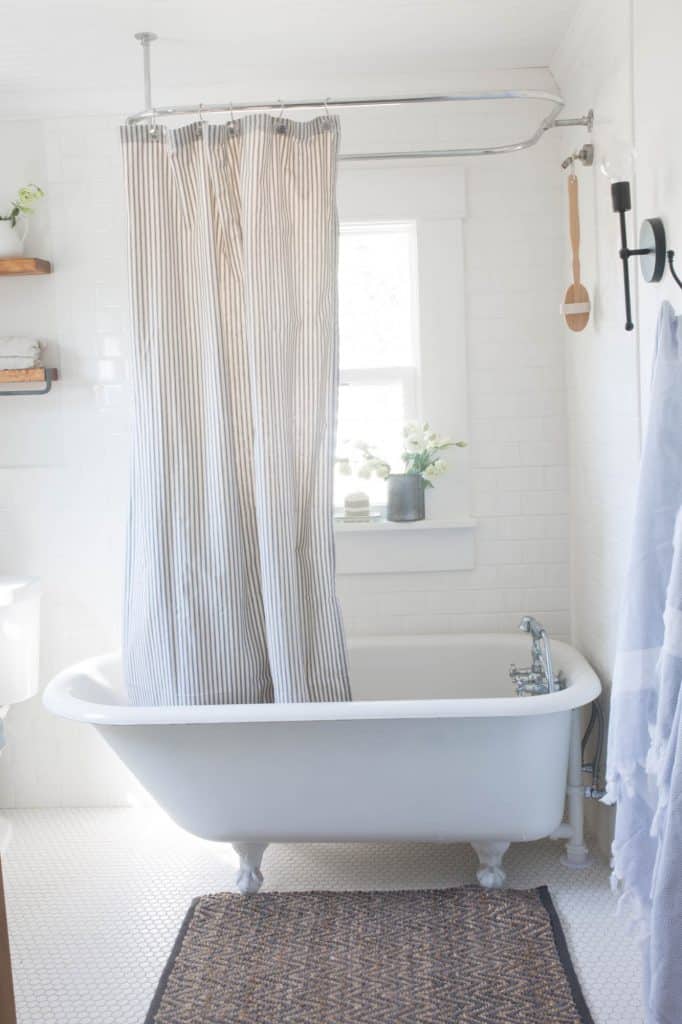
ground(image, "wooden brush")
xmin=561 ymin=173 xmax=591 ymax=332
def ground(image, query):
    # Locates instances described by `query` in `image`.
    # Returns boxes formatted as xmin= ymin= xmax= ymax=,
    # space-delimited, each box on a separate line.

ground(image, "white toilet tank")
xmin=0 ymin=577 xmax=41 ymax=706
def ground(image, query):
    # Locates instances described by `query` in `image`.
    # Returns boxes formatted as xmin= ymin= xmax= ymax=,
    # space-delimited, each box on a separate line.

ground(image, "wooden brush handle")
xmin=568 ymin=174 xmax=581 ymax=286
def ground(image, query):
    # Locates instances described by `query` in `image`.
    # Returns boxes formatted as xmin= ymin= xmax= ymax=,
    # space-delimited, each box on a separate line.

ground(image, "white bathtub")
xmin=43 ymin=633 xmax=600 ymax=891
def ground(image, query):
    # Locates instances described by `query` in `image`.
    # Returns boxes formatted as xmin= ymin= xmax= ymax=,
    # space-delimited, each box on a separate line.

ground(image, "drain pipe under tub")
xmin=551 ymin=707 xmax=592 ymax=867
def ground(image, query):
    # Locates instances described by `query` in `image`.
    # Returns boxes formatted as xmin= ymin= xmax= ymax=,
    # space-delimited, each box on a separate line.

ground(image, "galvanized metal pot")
xmin=386 ymin=473 xmax=425 ymax=522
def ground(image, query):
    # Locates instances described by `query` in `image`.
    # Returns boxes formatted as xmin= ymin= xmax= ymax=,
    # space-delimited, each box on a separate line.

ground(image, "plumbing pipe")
xmin=561 ymin=708 xmax=591 ymax=868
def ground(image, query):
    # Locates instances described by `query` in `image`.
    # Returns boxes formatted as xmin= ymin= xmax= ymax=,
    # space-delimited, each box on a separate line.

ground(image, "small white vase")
xmin=0 ymin=218 xmax=27 ymax=258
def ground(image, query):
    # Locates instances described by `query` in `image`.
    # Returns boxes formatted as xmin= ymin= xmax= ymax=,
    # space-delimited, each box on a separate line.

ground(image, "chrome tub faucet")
xmin=509 ymin=616 xmax=564 ymax=696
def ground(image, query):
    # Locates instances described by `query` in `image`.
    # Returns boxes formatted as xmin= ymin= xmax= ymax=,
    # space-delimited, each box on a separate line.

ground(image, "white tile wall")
xmin=0 ymin=113 xmax=569 ymax=807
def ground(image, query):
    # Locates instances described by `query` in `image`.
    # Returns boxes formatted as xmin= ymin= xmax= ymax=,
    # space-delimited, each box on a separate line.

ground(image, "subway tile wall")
xmin=0 ymin=116 xmax=569 ymax=807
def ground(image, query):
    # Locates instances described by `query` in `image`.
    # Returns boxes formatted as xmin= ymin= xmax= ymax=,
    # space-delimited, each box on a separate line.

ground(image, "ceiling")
xmin=0 ymin=0 xmax=575 ymax=117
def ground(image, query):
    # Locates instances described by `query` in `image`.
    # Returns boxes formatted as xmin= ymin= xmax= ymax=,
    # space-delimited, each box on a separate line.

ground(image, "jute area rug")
xmin=146 ymin=886 xmax=594 ymax=1024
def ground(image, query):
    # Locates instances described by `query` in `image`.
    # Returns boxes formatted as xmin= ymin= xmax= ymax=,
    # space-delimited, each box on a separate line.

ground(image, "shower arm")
xmin=127 ymin=33 xmax=593 ymax=161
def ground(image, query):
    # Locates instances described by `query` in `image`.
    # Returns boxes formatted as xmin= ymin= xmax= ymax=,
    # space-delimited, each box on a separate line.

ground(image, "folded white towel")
xmin=0 ymin=337 xmax=43 ymax=359
xmin=0 ymin=356 xmax=42 ymax=370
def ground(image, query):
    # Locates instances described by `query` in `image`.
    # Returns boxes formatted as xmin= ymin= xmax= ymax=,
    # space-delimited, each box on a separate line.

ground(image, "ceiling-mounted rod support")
xmin=134 ymin=31 xmax=157 ymax=111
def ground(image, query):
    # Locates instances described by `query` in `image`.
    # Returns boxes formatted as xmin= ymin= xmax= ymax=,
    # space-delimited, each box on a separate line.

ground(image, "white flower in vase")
xmin=0 ymin=184 xmax=45 ymax=259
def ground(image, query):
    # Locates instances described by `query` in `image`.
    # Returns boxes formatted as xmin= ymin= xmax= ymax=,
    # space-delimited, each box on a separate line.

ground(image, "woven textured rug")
xmin=146 ymin=886 xmax=594 ymax=1024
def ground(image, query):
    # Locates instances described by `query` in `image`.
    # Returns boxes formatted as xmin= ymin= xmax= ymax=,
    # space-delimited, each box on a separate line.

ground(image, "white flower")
xmin=363 ymin=458 xmax=391 ymax=479
xmin=423 ymin=459 xmax=447 ymax=483
xmin=336 ymin=458 xmax=352 ymax=476
xmin=357 ymin=465 xmax=372 ymax=479
xmin=403 ymin=421 xmax=425 ymax=450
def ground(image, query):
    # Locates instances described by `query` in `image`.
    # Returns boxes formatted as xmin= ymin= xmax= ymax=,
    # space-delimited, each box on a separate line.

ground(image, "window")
xmin=335 ymin=222 xmax=420 ymax=508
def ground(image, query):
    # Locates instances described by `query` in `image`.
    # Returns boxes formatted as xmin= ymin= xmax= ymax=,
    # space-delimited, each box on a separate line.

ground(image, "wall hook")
xmin=667 ymin=250 xmax=682 ymax=290
xmin=560 ymin=143 xmax=594 ymax=171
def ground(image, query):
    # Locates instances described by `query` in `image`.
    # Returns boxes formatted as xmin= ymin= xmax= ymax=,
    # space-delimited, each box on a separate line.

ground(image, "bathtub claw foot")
xmin=471 ymin=841 xmax=510 ymax=889
xmin=232 ymin=842 xmax=268 ymax=895
xmin=236 ymin=865 xmax=263 ymax=894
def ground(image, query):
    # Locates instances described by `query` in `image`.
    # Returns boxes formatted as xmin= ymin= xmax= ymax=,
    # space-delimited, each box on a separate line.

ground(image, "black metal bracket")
xmin=611 ymin=182 xmax=672 ymax=331
xmin=612 ymin=182 xmax=642 ymax=331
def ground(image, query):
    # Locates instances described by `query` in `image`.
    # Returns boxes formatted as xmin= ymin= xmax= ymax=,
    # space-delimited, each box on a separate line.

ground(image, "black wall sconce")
xmin=610 ymin=180 xmax=681 ymax=331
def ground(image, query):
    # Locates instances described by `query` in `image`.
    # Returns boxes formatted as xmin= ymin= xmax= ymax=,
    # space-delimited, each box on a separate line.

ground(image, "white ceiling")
xmin=0 ymin=0 xmax=575 ymax=117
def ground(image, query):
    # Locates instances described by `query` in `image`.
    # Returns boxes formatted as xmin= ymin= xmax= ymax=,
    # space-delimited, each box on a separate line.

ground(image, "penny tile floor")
xmin=1 ymin=808 xmax=643 ymax=1024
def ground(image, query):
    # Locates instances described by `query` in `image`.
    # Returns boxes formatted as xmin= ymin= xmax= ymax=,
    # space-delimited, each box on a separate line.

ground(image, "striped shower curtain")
xmin=120 ymin=115 xmax=350 ymax=706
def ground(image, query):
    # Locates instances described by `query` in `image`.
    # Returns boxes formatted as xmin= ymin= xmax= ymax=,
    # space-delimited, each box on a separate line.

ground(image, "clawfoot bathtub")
xmin=43 ymin=634 xmax=600 ymax=891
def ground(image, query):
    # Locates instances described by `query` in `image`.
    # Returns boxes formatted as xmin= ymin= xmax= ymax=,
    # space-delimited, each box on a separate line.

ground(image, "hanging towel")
xmin=647 ymin=509 xmax=682 ymax=1023
xmin=121 ymin=117 xmax=351 ymax=706
xmin=604 ymin=300 xmax=682 ymax=1021
xmin=0 ymin=337 xmax=43 ymax=360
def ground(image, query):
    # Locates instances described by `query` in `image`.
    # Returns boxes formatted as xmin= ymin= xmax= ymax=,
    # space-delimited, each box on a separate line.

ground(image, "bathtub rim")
xmin=43 ymin=633 xmax=601 ymax=725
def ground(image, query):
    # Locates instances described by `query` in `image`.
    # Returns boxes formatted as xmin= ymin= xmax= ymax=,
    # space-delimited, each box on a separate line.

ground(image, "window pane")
xmin=338 ymin=224 xmax=417 ymax=370
xmin=335 ymin=380 xmax=405 ymax=508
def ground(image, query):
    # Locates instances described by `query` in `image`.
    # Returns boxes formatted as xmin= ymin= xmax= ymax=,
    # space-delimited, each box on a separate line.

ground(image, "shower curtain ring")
xmin=226 ymin=102 xmax=237 ymax=134
xmin=148 ymin=109 xmax=158 ymax=137
xmin=323 ymin=97 xmax=331 ymax=121
xmin=275 ymin=99 xmax=287 ymax=133
xmin=199 ymin=103 xmax=205 ymax=123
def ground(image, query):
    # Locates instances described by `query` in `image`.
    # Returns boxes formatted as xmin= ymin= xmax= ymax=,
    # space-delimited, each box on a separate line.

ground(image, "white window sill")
xmin=334 ymin=518 xmax=477 ymax=574
xmin=335 ymin=517 xmax=476 ymax=533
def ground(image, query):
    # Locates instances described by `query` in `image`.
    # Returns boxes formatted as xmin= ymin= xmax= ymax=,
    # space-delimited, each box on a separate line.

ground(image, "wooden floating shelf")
xmin=0 ymin=367 xmax=58 ymax=395
xmin=0 ymin=257 xmax=52 ymax=276
xmin=0 ymin=368 xmax=56 ymax=384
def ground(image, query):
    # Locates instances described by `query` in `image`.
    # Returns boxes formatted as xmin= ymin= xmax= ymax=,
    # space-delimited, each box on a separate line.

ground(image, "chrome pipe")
xmin=126 ymin=87 xmax=565 ymax=121
xmin=126 ymin=37 xmax=576 ymax=160
xmin=127 ymin=90 xmax=565 ymax=161
xmin=134 ymin=32 xmax=158 ymax=112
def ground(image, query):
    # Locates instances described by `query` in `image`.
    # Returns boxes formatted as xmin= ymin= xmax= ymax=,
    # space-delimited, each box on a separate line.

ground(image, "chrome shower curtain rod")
xmin=127 ymin=32 xmax=593 ymax=160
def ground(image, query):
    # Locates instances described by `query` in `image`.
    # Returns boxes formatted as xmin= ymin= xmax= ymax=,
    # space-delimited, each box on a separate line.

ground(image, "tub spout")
xmin=232 ymin=842 xmax=268 ymax=894
xmin=514 ymin=616 xmax=560 ymax=694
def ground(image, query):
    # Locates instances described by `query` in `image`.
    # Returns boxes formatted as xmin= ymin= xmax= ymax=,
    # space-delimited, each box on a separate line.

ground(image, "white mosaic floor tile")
xmin=1 ymin=808 xmax=643 ymax=1024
